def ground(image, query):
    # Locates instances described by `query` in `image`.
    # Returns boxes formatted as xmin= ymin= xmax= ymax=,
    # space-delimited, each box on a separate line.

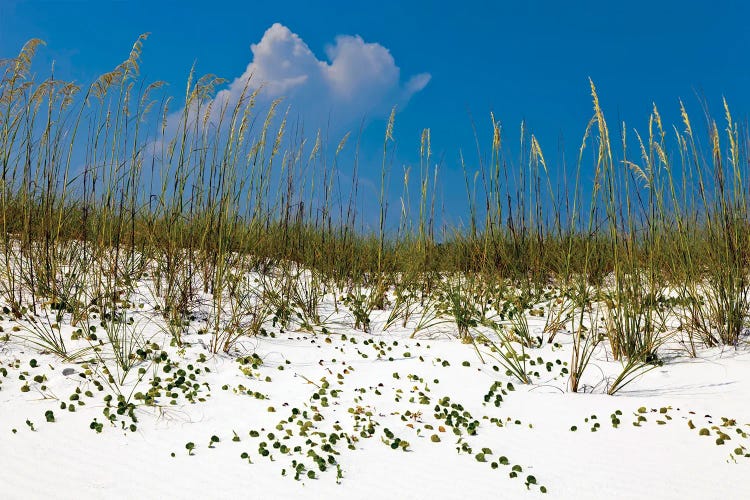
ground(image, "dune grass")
xmin=1 ymin=36 xmax=749 ymax=396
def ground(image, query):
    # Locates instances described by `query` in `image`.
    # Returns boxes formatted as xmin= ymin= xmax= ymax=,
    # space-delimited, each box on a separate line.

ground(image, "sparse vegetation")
xmin=1 ymin=36 xmax=749 ymax=497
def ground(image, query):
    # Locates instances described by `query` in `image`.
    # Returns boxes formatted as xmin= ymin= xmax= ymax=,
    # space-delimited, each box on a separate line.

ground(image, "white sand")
xmin=1 ymin=291 xmax=749 ymax=499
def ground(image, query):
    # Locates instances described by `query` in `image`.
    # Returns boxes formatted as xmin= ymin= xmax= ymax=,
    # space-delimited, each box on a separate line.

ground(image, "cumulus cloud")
xmin=212 ymin=23 xmax=430 ymax=131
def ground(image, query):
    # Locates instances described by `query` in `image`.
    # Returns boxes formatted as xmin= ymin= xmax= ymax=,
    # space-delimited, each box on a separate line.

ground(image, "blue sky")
xmin=2 ymin=0 xmax=749 ymax=226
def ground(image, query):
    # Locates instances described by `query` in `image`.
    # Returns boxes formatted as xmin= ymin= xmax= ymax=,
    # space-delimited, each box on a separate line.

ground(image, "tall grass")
xmin=1 ymin=37 xmax=749 ymax=393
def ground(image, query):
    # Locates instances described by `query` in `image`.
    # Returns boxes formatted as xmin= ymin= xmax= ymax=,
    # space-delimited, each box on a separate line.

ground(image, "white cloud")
xmin=212 ymin=23 xmax=431 ymax=131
